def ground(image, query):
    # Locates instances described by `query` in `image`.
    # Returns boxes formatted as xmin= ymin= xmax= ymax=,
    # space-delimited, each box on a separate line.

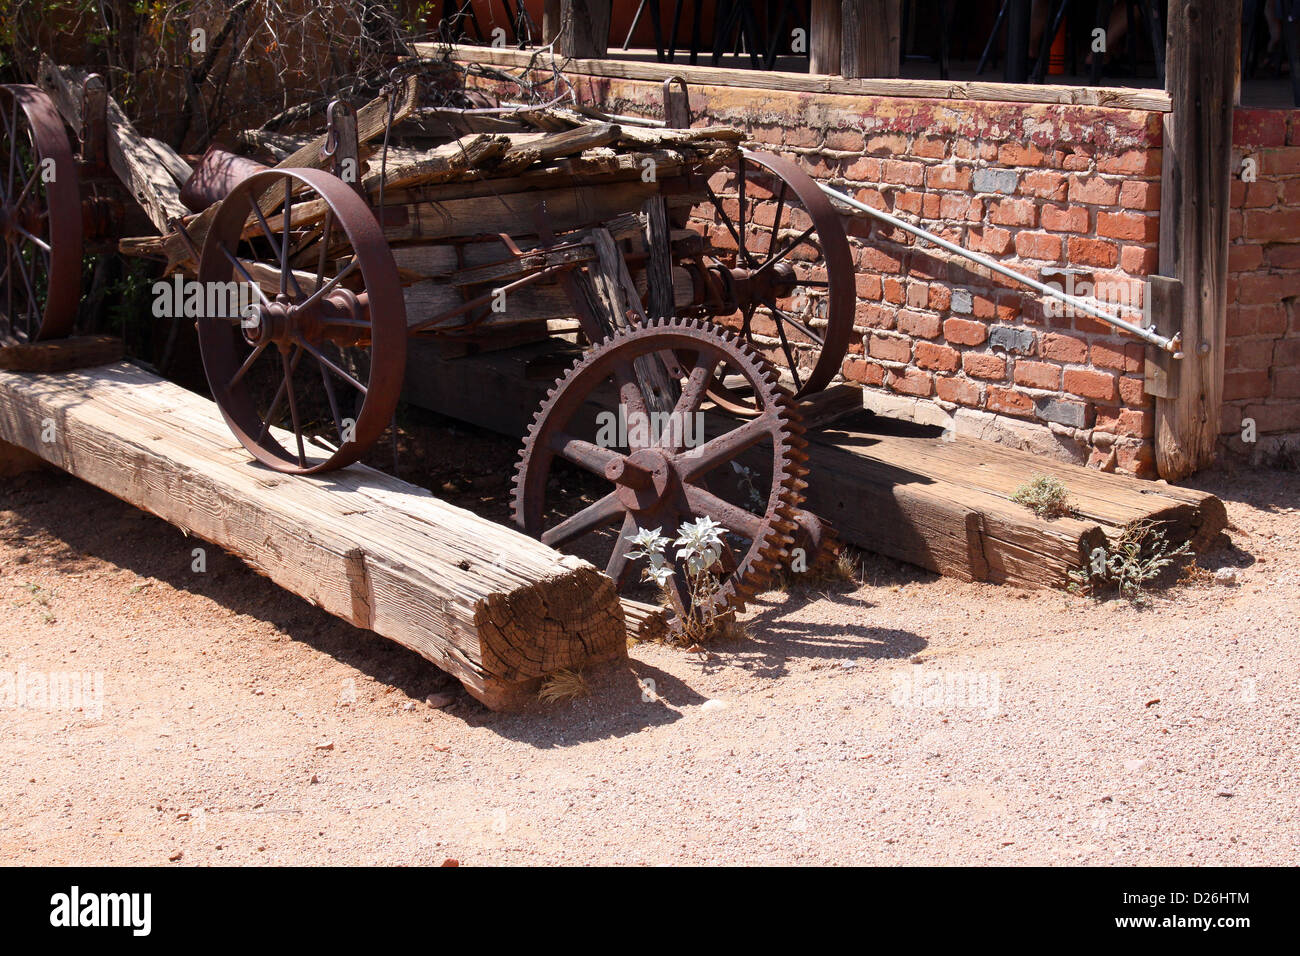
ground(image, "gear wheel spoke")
xmin=512 ymin=317 xmax=808 ymax=639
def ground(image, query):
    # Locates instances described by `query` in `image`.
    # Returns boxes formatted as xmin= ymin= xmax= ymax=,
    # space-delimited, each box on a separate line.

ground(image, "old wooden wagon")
xmin=1 ymin=58 xmax=856 ymax=633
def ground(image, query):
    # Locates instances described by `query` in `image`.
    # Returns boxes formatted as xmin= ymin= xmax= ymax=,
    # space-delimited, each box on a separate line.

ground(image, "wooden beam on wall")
xmin=810 ymin=0 xmax=843 ymax=75
xmin=557 ymin=0 xmax=611 ymax=58
xmin=1154 ymin=0 xmax=1241 ymax=480
xmin=843 ymin=0 xmax=902 ymax=79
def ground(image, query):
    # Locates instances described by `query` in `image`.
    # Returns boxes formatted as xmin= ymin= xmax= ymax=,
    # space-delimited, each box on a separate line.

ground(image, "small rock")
xmin=315 ymin=741 xmax=334 ymax=751
xmin=402 ymin=701 xmax=416 ymax=711
xmin=1213 ymin=568 xmax=1238 ymax=586
xmin=1123 ymin=758 xmax=1148 ymax=772
xmin=168 ymin=850 xmax=183 ymax=862
xmin=1216 ymin=790 xmax=1235 ymax=798
xmin=441 ymin=858 xmax=459 ymax=867
xmin=425 ymin=692 xmax=457 ymax=709
xmin=701 ymin=699 xmax=728 ymax=712
xmin=310 ymin=774 xmax=319 ymax=784
xmin=840 ymin=661 xmax=858 ymax=670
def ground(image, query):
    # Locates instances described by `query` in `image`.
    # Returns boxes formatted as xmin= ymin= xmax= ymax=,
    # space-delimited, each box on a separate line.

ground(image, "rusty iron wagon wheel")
xmin=197 ymin=167 xmax=406 ymax=474
xmin=512 ymin=317 xmax=809 ymax=631
xmin=692 ymin=148 xmax=854 ymax=414
xmin=0 ymin=84 xmax=82 ymax=342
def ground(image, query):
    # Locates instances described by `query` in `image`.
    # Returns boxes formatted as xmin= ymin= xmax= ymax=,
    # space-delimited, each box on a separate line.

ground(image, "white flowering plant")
xmin=626 ymin=516 xmax=730 ymax=644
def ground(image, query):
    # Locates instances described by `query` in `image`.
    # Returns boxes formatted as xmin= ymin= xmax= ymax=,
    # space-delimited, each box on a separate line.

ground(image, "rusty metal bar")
xmin=817 ymin=181 xmax=1184 ymax=357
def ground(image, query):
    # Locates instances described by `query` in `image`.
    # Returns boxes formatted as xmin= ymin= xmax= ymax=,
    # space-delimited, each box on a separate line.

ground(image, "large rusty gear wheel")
xmin=512 ymin=317 xmax=809 ymax=634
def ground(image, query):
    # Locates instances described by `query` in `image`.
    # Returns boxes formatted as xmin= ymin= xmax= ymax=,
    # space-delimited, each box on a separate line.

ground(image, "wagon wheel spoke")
xmin=771 ymin=308 xmax=803 ymax=392
xmin=683 ymin=485 xmax=764 ymax=541
xmin=606 ymin=513 xmax=639 ymax=587
xmin=298 ymin=256 xmax=358 ymax=313
xmin=547 ymin=432 xmax=621 ymax=476
xmin=540 ymin=491 xmax=624 ymax=548
xmin=227 ymin=341 xmax=269 ymax=389
xmin=256 ymin=344 xmax=303 ymax=443
xmin=219 ymin=245 xmax=274 ymax=311
xmin=280 ymin=177 xmax=304 ymax=298
xmin=296 ymin=337 xmax=368 ymax=395
xmin=280 ymin=348 xmax=308 ymax=468
xmin=704 ymin=179 xmax=760 ymax=269
xmin=767 ymin=181 xmax=788 ymax=260
xmin=759 ymin=224 xmax=816 ymax=273
xmin=765 ymin=300 xmax=822 ymax=346
xmin=12 ymin=223 xmax=50 ymax=253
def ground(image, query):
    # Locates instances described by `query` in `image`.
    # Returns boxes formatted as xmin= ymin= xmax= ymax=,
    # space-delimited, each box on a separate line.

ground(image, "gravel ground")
xmin=0 ymin=460 xmax=1297 ymax=866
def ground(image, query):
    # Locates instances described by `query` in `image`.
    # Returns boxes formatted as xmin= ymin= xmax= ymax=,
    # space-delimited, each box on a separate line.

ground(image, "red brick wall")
xmin=1223 ymin=109 xmax=1300 ymax=462
xmin=463 ymin=68 xmax=1167 ymax=475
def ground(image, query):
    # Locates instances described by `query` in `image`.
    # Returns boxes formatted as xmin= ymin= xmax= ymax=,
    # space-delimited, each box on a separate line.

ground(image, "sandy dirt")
xmin=1 ymin=437 xmax=1297 ymax=866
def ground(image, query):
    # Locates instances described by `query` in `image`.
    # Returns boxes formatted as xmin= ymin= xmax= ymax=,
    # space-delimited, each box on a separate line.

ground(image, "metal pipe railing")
xmin=817 ymin=182 xmax=1183 ymax=357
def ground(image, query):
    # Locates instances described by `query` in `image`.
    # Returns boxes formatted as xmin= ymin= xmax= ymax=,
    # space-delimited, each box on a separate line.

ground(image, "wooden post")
xmin=842 ymin=0 xmax=901 ymax=78
xmin=810 ymin=0 xmax=843 ymax=75
xmin=543 ymin=0 xmax=561 ymax=44
xmin=557 ymin=0 xmax=611 ymax=58
xmin=1154 ymin=0 xmax=1240 ymax=480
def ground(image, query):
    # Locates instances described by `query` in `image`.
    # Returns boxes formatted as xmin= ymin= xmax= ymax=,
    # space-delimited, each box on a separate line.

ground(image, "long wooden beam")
xmin=1154 ymin=0 xmax=1240 ymax=479
xmin=431 ymin=42 xmax=1173 ymax=111
xmin=0 ymin=362 xmax=627 ymax=709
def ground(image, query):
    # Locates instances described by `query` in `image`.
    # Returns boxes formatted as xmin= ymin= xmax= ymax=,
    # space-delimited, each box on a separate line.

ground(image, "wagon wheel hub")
xmin=244 ymin=288 xmax=366 ymax=348
xmin=606 ymin=447 xmax=673 ymax=512
xmin=720 ymin=260 xmax=799 ymax=314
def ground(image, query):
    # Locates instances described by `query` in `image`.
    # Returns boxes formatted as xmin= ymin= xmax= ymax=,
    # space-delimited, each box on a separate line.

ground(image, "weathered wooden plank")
xmin=38 ymin=59 xmax=191 ymax=232
xmin=1154 ymin=0 xmax=1240 ymax=479
xmin=0 ymin=362 xmax=628 ymax=709
xmin=810 ymin=0 xmax=843 ymax=76
xmin=431 ymin=42 xmax=1174 ymax=111
xmin=0 ymin=335 xmax=123 ymax=372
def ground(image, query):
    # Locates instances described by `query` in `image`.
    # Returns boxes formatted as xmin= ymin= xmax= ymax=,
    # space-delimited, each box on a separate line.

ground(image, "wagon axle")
xmin=242 ymin=288 xmax=371 ymax=350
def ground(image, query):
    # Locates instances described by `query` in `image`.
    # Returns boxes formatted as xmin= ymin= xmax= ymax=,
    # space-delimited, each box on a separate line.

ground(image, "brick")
xmin=1067 ymin=175 xmax=1119 ymax=205
xmin=1227 ymin=338 xmax=1274 ymax=370
xmin=905 ymin=282 xmax=929 ymax=308
xmin=973 ymin=168 xmax=1020 ymax=194
xmin=987 ymin=386 xmax=1035 ymax=417
xmin=1064 ymin=367 xmax=1118 ymax=401
xmin=1260 ymin=147 xmax=1300 ymax=176
xmin=990 ymin=198 xmax=1037 ymax=226
xmin=915 ymin=341 xmax=961 ymax=372
xmin=935 ymin=375 xmax=982 ymax=407
xmin=1118 ymin=180 xmax=1160 ymax=211
xmin=869 ymin=333 xmax=912 ymax=363
xmin=844 ymin=156 xmax=882 ymax=181
xmin=998 ymin=142 xmax=1046 ymax=167
xmin=1014 ymin=231 xmax=1063 ymax=262
xmin=1120 ymin=244 xmax=1159 ymax=274
xmin=968 ymin=226 xmax=1013 ymax=255
xmin=1223 ymin=370 xmax=1270 ymax=401
xmin=865 ymin=133 xmax=909 ymax=156
xmin=843 ymin=357 xmax=886 ymax=386
xmin=854 ymin=302 xmax=895 ymax=330
xmin=1243 ymin=209 xmax=1300 ymax=242
xmin=1234 ymin=109 xmax=1288 ymax=148
xmin=1089 ymin=342 xmax=1129 ymax=371
xmin=1062 ymin=151 xmax=1091 ymax=171
xmin=882 ymin=159 xmax=925 ymax=186
xmin=883 ymin=277 xmax=905 ymax=304
xmin=858 ymin=246 xmax=903 ymax=273
xmin=855 ymin=272 xmax=883 ymax=299
xmin=887 ymin=366 xmax=933 ymax=397
xmin=1274 ymin=367 xmax=1300 ymax=398
xmin=922 ymin=192 xmax=942 ymax=218
xmin=1040 ymin=204 xmax=1089 ymax=233
xmin=928 ymin=284 xmax=952 ymax=311
xmin=1067 ymin=236 xmax=1120 ymax=268
xmin=1095 ymin=407 xmax=1154 ymax=439
xmin=1115 ymin=441 xmax=1157 ymax=478
xmin=944 ymin=317 xmax=988 ymax=346
xmin=950 ymin=289 xmax=974 ymax=315
xmin=1035 ymin=397 xmax=1091 ymax=428
xmin=1097 ymin=149 xmax=1161 ymax=176
xmin=1244 ymin=181 xmax=1278 ymax=208
xmin=1118 ymin=376 xmax=1146 ymax=405
xmin=1098 ymin=211 xmax=1159 ymax=242
xmin=895 ymin=191 xmax=923 ymax=215
xmin=1014 ymin=360 xmax=1062 ymax=390
xmin=963 ymin=352 xmax=1008 ymax=380
xmin=898 ymin=309 xmax=942 ymax=339
xmin=925 ymin=164 xmax=972 ymax=190
xmin=912 ymin=135 xmax=949 ymax=159
xmin=1019 ymin=170 xmax=1068 ymax=200
xmin=989 ymin=326 xmax=1036 ymax=355
xmin=825 ymin=128 xmax=865 ymax=152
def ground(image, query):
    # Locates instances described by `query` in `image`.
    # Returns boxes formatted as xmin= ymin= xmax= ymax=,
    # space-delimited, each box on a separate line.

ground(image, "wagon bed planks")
xmin=402 ymin=341 xmax=1227 ymax=590
xmin=0 ymin=362 xmax=627 ymax=709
